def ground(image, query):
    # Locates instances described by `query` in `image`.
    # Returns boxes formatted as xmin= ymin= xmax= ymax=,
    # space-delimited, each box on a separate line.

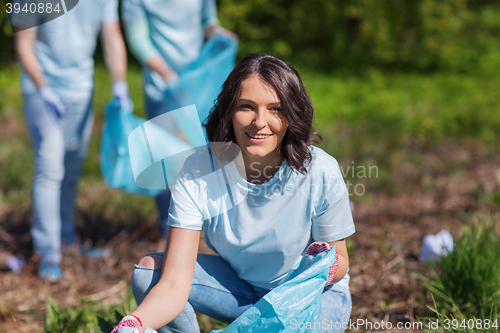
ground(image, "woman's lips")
xmin=246 ymin=132 xmax=271 ymax=142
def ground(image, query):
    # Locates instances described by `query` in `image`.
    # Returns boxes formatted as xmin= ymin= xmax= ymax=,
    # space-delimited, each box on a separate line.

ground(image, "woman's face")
xmin=232 ymin=75 xmax=288 ymax=165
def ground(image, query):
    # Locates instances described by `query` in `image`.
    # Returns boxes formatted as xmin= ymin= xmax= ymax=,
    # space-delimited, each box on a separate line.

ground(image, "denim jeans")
xmin=132 ymin=254 xmax=352 ymax=333
xmin=145 ymin=96 xmax=174 ymax=238
xmin=23 ymin=92 xmax=94 ymax=264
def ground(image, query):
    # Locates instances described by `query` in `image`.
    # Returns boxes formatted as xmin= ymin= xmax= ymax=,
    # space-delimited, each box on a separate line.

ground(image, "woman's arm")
xmin=327 ymin=238 xmax=349 ymax=282
xmin=131 ymin=227 xmax=200 ymax=329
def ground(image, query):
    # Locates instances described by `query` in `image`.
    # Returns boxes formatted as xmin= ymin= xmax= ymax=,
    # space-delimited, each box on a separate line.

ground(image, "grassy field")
xmin=0 ymin=63 xmax=499 ymax=332
xmin=2 ymin=63 xmax=499 ymax=208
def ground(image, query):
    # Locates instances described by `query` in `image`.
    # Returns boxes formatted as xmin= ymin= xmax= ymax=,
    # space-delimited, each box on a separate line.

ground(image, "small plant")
xmin=44 ymin=288 xmax=136 ymax=333
xmin=420 ymin=214 xmax=500 ymax=320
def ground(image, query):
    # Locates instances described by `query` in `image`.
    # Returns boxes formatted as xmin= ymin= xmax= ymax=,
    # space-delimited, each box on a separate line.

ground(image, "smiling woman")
xmin=232 ymin=76 xmax=287 ymax=183
xmin=206 ymin=54 xmax=322 ymax=176
xmin=112 ymin=54 xmax=355 ymax=333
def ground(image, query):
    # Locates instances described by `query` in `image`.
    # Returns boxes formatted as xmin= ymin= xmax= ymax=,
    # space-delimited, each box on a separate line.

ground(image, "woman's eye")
xmin=271 ymin=107 xmax=282 ymax=112
xmin=240 ymin=104 xmax=253 ymax=110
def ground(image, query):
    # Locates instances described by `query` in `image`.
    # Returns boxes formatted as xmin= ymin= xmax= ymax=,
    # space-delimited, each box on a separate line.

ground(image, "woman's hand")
xmin=307 ymin=239 xmax=350 ymax=284
xmin=306 ymin=241 xmax=338 ymax=285
xmin=111 ymin=314 xmax=158 ymax=333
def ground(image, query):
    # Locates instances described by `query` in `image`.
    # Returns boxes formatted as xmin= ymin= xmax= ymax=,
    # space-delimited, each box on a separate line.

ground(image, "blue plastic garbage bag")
xmin=164 ymin=35 xmax=238 ymax=141
xmin=100 ymin=100 xmax=166 ymax=196
xmin=212 ymin=247 xmax=338 ymax=333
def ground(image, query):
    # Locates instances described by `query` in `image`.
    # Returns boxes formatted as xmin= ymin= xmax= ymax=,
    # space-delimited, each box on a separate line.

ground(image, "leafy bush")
xmin=217 ymin=0 xmax=500 ymax=72
xmin=2 ymin=0 xmax=500 ymax=72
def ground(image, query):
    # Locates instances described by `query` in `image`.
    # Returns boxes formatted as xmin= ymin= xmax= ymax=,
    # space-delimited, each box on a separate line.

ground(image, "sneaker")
xmin=39 ymin=262 xmax=63 ymax=282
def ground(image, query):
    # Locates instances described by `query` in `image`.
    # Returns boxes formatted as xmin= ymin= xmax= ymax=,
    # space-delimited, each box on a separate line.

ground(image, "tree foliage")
xmin=216 ymin=0 xmax=500 ymax=72
xmin=1 ymin=0 xmax=500 ymax=72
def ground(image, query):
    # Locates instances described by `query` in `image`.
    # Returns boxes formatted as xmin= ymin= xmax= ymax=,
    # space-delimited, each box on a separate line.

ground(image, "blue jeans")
xmin=145 ymin=96 xmax=173 ymax=237
xmin=132 ymin=254 xmax=352 ymax=333
xmin=23 ymin=92 xmax=94 ymax=264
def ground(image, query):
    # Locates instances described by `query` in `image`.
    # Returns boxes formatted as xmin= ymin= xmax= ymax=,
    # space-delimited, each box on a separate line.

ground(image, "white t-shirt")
xmin=168 ymin=144 xmax=355 ymax=291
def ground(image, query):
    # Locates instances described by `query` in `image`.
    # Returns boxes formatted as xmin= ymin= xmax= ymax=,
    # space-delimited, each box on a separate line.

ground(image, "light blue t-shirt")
xmin=13 ymin=0 xmax=118 ymax=100
xmin=168 ymin=145 xmax=355 ymax=292
xmin=121 ymin=0 xmax=218 ymax=101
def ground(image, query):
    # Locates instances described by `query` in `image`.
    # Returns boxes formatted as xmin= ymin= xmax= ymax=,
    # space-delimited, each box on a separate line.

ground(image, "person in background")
xmin=121 ymin=0 xmax=236 ymax=240
xmin=111 ymin=54 xmax=355 ymax=333
xmin=13 ymin=0 xmax=132 ymax=281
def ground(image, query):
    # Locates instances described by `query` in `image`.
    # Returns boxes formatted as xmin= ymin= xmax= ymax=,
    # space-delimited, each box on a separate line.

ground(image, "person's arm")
xmin=327 ymin=238 xmax=349 ymax=282
xmin=131 ymin=227 xmax=200 ymax=329
xmin=101 ymin=21 xmax=134 ymax=110
xmin=15 ymin=28 xmax=66 ymax=120
xmin=101 ymin=21 xmax=127 ymax=83
xmin=122 ymin=17 xmax=178 ymax=82
xmin=201 ymin=0 xmax=237 ymax=40
xmin=15 ymin=28 xmax=45 ymax=88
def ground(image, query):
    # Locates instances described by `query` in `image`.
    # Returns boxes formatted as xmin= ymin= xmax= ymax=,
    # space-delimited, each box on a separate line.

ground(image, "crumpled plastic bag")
xmin=128 ymin=105 xmax=205 ymax=191
xmin=163 ymin=34 xmax=238 ymax=141
xmin=212 ymin=247 xmax=338 ymax=333
xmin=419 ymin=229 xmax=454 ymax=263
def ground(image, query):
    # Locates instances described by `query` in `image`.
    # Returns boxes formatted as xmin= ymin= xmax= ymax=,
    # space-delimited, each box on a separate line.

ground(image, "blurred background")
xmin=1 ymin=1 xmax=499 ymax=332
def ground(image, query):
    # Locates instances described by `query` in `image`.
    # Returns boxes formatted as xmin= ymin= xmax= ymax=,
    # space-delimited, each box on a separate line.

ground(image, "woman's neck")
xmin=242 ymin=152 xmax=283 ymax=184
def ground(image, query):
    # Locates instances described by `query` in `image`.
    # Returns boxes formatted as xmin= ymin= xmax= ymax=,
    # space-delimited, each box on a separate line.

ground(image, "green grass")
xmin=425 ymin=295 xmax=499 ymax=333
xmin=2 ymin=63 xmax=500 ymax=207
xmin=44 ymin=289 xmax=137 ymax=333
xmin=300 ymin=68 xmax=500 ymax=160
xmin=43 ymin=288 xmax=228 ymax=333
xmin=422 ymin=214 xmax=500 ymax=316
xmin=420 ymin=214 xmax=500 ymax=332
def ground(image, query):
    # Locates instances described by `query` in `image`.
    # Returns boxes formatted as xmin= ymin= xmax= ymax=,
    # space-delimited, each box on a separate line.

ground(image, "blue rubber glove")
xmin=112 ymin=81 xmax=134 ymax=112
xmin=39 ymin=85 xmax=66 ymax=122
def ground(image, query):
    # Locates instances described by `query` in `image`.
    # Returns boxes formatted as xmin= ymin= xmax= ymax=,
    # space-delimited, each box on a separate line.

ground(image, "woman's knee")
xmin=137 ymin=254 xmax=163 ymax=269
xmin=131 ymin=254 xmax=164 ymax=304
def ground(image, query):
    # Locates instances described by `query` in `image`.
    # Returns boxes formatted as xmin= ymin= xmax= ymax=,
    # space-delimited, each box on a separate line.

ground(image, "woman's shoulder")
xmin=309 ymin=146 xmax=341 ymax=170
xmin=175 ymin=145 xmax=213 ymax=182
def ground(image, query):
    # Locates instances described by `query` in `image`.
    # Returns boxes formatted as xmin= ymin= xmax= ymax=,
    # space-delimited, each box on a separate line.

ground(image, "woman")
xmin=113 ymin=54 xmax=355 ymax=333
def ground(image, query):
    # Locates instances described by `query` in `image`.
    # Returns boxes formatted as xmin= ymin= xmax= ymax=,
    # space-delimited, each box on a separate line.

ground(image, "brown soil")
xmin=1 ymin=142 xmax=499 ymax=333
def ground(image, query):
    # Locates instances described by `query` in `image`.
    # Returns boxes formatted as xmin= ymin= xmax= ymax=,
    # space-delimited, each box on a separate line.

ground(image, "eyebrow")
xmin=238 ymin=99 xmax=281 ymax=106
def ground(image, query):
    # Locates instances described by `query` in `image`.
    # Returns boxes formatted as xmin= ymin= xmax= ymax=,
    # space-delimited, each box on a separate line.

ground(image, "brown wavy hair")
xmin=204 ymin=54 xmax=322 ymax=173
